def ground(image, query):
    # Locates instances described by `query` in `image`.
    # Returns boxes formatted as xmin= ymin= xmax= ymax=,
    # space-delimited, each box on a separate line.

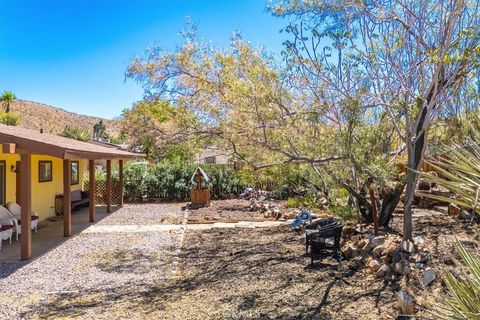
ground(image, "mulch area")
xmin=187 ymin=198 xmax=290 ymax=223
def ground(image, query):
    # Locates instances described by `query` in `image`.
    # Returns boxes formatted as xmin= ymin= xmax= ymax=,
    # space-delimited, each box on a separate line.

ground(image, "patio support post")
xmin=89 ymin=160 xmax=96 ymax=222
xmin=63 ymin=159 xmax=72 ymax=237
xmin=118 ymin=159 xmax=124 ymax=206
xmin=20 ymin=154 xmax=32 ymax=260
xmin=106 ymin=159 xmax=112 ymax=213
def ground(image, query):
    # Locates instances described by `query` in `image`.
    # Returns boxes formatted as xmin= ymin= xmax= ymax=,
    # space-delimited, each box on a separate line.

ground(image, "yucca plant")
xmin=62 ymin=125 xmax=92 ymax=142
xmin=433 ymin=240 xmax=480 ymax=319
xmin=419 ymin=137 xmax=480 ymax=217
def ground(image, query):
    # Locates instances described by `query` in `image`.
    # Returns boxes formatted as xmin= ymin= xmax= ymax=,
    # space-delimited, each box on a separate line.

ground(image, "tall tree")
xmin=271 ymin=0 xmax=480 ymax=240
xmin=0 ymin=91 xmax=16 ymax=113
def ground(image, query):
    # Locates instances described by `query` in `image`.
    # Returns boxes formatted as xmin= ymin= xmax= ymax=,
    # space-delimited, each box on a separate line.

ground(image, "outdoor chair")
xmin=0 ymin=207 xmax=15 ymax=247
xmin=308 ymin=223 xmax=343 ymax=265
xmin=305 ymin=217 xmax=338 ymax=254
xmin=6 ymin=202 xmax=39 ymax=239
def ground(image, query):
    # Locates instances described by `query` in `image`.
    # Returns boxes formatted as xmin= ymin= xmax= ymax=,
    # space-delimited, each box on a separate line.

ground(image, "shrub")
xmin=331 ymin=204 xmax=357 ymax=221
xmin=0 ymin=111 xmax=20 ymax=126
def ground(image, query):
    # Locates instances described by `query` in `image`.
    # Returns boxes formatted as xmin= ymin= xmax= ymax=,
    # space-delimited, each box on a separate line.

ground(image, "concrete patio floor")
xmin=0 ymin=206 xmax=112 ymax=262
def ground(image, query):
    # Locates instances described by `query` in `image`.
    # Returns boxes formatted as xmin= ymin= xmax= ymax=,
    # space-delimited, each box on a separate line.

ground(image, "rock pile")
xmin=341 ymin=230 xmax=437 ymax=315
xmin=249 ymin=199 xmax=282 ymax=220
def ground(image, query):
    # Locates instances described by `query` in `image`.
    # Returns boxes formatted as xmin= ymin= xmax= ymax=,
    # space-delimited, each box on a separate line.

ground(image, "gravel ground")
xmin=0 ymin=203 xmax=186 ymax=319
xmin=97 ymin=202 xmax=187 ymax=225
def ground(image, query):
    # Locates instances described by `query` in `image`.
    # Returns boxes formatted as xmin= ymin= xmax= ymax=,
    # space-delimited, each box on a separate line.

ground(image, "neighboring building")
xmin=0 ymin=124 xmax=141 ymax=260
xmin=195 ymin=146 xmax=229 ymax=165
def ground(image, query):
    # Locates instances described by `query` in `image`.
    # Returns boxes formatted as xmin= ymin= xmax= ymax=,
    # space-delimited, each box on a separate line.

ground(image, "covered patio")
xmin=0 ymin=206 xmax=113 ymax=262
xmin=0 ymin=124 xmax=141 ymax=260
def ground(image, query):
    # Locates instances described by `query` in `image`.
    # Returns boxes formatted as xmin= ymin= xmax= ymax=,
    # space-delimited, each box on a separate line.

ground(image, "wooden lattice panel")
xmin=84 ymin=179 xmax=122 ymax=205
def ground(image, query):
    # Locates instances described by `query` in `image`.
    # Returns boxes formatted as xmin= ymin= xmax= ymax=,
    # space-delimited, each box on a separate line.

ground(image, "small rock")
xmin=342 ymin=243 xmax=358 ymax=259
xmin=448 ymin=203 xmax=461 ymax=216
xmin=400 ymin=240 xmax=415 ymax=254
xmin=370 ymin=235 xmax=385 ymax=247
xmin=410 ymin=252 xmax=428 ymax=264
xmin=397 ymin=290 xmax=414 ymax=315
xmin=459 ymin=210 xmax=472 ymax=220
xmin=357 ymin=239 xmax=369 ymax=250
xmin=372 ymin=245 xmax=384 ymax=258
xmin=375 ymin=264 xmax=389 ymax=278
xmin=423 ymin=267 xmax=436 ymax=286
xmin=368 ymin=259 xmax=381 ymax=273
xmin=412 ymin=236 xmax=424 ymax=246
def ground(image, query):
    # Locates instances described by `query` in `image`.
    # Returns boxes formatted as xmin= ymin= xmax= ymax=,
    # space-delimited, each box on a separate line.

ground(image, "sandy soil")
xmin=187 ymin=198 xmax=290 ymax=223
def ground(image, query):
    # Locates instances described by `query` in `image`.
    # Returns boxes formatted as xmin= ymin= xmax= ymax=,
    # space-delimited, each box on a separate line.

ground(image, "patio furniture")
xmin=307 ymin=223 xmax=343 ymax=265
xmin=6 ymin=202 xmax=39 ymax=239
xmin=55 ymin=190 xmax=89 ymax=215
xmin=305 ymin=217 xmax=338 ymax=254
xmin=0 ymin=207 xmax=15 ymax=247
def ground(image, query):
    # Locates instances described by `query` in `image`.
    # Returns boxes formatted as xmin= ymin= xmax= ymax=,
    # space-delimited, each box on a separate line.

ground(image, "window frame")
xmin=204 ymin=156 xmax=216 ymax=164
xmin=71 ymin=160 xmax=79 ymax=185
xmin=38 ymin=160 xmax=53 ymax=183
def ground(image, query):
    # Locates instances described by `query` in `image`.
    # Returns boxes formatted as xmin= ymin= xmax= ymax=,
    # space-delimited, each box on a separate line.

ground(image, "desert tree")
xmin=271 ymin=0 xmax=480 ymax=239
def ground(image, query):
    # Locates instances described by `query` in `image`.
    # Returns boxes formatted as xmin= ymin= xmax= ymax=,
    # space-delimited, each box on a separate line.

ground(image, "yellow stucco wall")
xmin=0 ymin=152 xmax=87 ymax=221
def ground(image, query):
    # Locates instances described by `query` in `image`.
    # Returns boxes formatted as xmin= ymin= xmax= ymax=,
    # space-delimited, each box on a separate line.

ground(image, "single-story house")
xmin=0 ymin=124 xmax=141 ymax=260
xmin=195 ymin=146 xmax=229 ymax=165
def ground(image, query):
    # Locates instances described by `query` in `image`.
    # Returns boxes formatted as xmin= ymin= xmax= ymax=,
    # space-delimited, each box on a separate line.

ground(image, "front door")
xmin=0 ymin=160 xmax=5 ymax=205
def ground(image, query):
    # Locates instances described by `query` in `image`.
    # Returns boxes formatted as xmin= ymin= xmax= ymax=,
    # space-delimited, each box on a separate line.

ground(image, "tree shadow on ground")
xmin=22 ymin=227 xmax=396 ymax=319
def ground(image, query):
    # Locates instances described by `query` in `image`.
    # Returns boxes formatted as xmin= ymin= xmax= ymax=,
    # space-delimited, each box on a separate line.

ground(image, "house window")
xmin=38 ymin=161 xmax=53 ymax=182
xmin=71 ymin=161 xmax=79 ymax=185
xmin=205 ymin=156 xmax=216 ymax=164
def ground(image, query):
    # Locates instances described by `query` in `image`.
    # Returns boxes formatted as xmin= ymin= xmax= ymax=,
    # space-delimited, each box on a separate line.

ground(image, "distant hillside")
xmin=7 ymin=99 xmax=120 ymax=136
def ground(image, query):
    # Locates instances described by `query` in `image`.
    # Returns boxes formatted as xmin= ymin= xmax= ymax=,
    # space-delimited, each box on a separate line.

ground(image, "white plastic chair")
xmin=0 ymin=207 xmax=15 ymax=246
xmin=6 ymin=202 xmax=38 ymax=239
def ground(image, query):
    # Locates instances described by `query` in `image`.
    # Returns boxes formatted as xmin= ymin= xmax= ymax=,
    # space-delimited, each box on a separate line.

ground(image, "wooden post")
xmin=119 ymin=159 xmax=124 ymax=206
xmin=106 ymin=159 xmax=112 ymax=213
xmin=63 ymin=159 xmax=72 ymax=237
xmin=89 ymin=160 xmax=96 ymax=222
xmin=369 ymin=188 xmax=379 ymax=236
xmin=20 ymin=154 xmax=32 ymax=260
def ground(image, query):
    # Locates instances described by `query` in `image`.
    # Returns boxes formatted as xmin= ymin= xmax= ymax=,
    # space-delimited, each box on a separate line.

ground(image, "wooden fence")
xmin=84 ymin=179 xmax=122 ymax=205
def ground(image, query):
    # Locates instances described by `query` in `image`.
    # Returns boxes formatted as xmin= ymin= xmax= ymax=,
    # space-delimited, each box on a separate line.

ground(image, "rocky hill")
xmin=7 ymin=99 xmax=120 ymax=136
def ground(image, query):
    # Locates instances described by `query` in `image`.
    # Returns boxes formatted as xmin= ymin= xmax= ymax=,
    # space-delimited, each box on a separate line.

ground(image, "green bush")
xmin=331 ymin=204 xmax=357 ymax=221
xmin=0 ymin=111 xmax=20 ymax=126
xmin=117 ymin=160 xmax=247 ymax=202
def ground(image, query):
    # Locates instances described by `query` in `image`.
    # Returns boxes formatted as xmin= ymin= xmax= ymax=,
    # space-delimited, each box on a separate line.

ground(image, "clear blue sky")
xmin=0 ymin=0 xmax=288 ymax=119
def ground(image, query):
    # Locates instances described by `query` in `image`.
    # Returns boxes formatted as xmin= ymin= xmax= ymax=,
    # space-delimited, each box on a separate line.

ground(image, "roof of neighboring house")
xmin=0 ymin=124 xmax=143 ymax=160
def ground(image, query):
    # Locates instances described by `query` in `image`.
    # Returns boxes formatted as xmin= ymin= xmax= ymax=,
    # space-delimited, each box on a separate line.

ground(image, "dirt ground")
xmin=3 ymin=202 xmax=479 ymax=319
xmin=187 ymin=198 xmax=291 ymax=223
xmin=158 ymin=210 xmax=480 ymax=319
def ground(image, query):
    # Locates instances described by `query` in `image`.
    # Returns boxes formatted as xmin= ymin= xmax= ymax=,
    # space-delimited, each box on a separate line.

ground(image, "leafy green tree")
xmin=0 ymin=91 xmax=16 ymax=113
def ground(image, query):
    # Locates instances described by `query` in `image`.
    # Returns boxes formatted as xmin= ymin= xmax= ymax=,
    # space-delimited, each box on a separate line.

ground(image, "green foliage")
xmin=331 ymin=204 xmax=357 ymax=221
xmin=0 ymin=90 xmax=16 ymax=113
xmin=420 ymin=131 xmax=480 ymax=215
xmin=120 ymin=160 xmax=247 ymax=202
xmin=0 ymin=111 xmax=20 ymax=126
xmin=286 ymin=194 xmax=323 ymax=210
xmin=62 ymin=125 xmax=92 ymax=142
xmin=434 ymin=241 xmax=480 ymax=319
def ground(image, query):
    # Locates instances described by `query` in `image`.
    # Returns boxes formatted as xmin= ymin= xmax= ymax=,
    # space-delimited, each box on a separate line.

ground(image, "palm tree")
xmin=0 ymin=91 xmax=16 ymax=113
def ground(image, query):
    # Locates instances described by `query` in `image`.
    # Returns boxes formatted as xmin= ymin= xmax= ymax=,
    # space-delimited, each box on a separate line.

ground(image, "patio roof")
xmin=0 ymin=124 xmax=143 ymax=160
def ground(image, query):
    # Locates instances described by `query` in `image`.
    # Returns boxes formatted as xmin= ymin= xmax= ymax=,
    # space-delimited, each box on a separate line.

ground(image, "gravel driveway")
xmin=0 ymin=203 xmax=187 ymax=319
